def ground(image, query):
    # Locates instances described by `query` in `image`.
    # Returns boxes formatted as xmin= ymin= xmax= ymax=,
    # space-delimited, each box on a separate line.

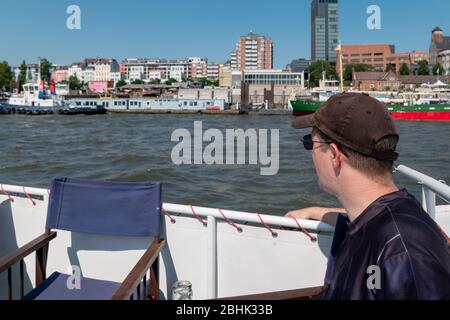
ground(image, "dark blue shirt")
xmin=321 ymin=189 xmax=450 ymax=300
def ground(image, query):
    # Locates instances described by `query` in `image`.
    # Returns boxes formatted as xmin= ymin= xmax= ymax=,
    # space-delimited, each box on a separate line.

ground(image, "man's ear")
xmin=330 ymin=144 xmax=338 ymax=160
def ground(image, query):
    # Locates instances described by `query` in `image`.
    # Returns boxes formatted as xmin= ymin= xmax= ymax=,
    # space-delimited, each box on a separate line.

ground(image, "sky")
xmin=1 ymin=0 xmax=449 ymax=68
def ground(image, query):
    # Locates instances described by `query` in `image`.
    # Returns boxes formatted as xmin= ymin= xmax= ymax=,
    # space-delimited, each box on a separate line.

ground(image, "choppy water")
xmin=0 ymin=114 xmax=449 ymax=216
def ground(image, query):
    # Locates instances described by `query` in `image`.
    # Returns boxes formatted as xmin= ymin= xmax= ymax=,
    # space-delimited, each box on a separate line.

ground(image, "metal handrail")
xmin=395 ymin=165 xmax=450 ymax=220
xmin=162 ymin=203 xmax=335 ymax=233
xmin=395 ymin=165 xmax=450 ymax=203
xmin=0 ymin=183 xmax=335 ymax=234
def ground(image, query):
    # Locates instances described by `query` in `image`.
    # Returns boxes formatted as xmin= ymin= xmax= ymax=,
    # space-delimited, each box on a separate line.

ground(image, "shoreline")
xmin=106 ymin=109 xmax=293 ymax=116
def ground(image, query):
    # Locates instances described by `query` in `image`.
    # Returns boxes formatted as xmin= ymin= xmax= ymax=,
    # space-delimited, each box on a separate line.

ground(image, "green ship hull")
xmin=291 ymin=100 xmax=450 ymax=121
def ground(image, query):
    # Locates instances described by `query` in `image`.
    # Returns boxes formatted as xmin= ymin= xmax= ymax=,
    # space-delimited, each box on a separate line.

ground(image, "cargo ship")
xmin=291 ymin=91 xmax=450 ymax=121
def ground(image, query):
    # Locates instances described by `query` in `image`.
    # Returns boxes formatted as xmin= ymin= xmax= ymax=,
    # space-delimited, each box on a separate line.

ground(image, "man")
xmin=287 ymin=93 xmax=450 ymax=300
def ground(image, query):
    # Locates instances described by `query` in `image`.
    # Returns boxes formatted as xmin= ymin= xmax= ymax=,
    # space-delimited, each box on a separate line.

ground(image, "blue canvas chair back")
xmin=46 ymin=177 xmax=161 ymax=237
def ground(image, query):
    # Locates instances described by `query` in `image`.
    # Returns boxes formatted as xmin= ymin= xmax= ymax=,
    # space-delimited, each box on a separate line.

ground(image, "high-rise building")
xmin=230 ymin=32 xmax=273 ymax=71
xmin=311 ymin=0 xmax=339 ymax=63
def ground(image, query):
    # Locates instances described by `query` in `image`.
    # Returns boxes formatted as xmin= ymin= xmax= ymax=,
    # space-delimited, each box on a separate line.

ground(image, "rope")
xmin=161 ymin=205 xmax=176 ymax=224
xmin=218 ymin=209 xmax=242 ymax=233
xmin=190 ymin=205 xmax=207 ymax=226
xmin=256 ymin=212 xmax=278 ymax=238
xmin=291 ymin=217 xmax=317 ymax=242
xmin=22 ymin=187 xmax=36 ymax=206
xmin=1 ymin=184 xmax=14 ymax=202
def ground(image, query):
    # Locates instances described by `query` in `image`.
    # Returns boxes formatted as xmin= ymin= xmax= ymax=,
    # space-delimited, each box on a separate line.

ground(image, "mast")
xmin=37 ymin=57 xmax=41 ymax=83
xmin=336 ymin=41 xmax=344 ymax=92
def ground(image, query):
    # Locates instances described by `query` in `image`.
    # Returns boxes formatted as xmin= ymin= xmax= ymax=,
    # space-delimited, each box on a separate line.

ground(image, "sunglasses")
xmin=301 ymin=134 xmax=331 ymax=150
xmin=301 ymin=134 xmax=349 ymax=157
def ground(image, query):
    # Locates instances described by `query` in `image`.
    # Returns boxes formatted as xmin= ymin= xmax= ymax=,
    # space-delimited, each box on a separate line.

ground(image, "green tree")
xmin=399 ymin=63 xmax=410 ymax=75
xmin=432 ymin=63 xmax=445 ymax=76
xmin=0 ymin=61 xmax=13 ymax=91
xmin=343 ymin=63 xmax=374 ymax=82
xmin=39 ymin=58 xmax=52 ymax=82
xmin=165 ymin=78 xmax=178 ymax=85
xmin=18 ymin=60 xmax=27 ymax=91
xmin=385 ymin=63 xmax=396 ymax=73
xmin=417 ymin=60 xmax=430 ymax=75
xmin=307 ymin=60 xmax=338 ymax=88
xmin=68 ymin=76 xmax=83 ymax=91
xmin=116 ymin=79 xmax=127 ymax=87
xmin=131 ymin=79 xmax=145 ymax=85
xmin=149 ymin=78 xmax=161 ymax=84
xmin=198 ymin=78 xmax=219 ymax=87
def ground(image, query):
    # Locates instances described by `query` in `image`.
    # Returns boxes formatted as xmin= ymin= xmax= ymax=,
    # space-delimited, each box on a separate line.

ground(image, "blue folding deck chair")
xmin=0 ymin=177 xmax=165 ymax=300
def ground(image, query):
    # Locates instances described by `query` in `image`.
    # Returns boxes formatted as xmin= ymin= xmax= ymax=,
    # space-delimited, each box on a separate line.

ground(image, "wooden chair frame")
xmin=0 ymin=229 xmax=165 ymax=300
xmin=218 ymin=285 xmax=327 ymax=300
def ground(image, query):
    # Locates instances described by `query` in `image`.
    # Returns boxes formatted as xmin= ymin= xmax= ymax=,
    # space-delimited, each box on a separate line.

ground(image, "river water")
xmin=0 ymin=114 xmax=449 ymax=216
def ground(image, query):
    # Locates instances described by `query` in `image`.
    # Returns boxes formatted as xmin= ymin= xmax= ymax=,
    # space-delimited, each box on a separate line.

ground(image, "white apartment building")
xmin=206 ymin=63 xmax=221 ymax=80
xmin=82 ymin=68 xmax=95 ymax=82
xmin=67 ymin=64 xmax=83 ymax=80
xmin=169 ymin=66 xmax=185 ymax=82
xmin=68 ymin=58 xmax=121 ymax=84
xmin=121 ymin=58 xmax=188 ymax=82
xmin=129 ymin=65 xmax=146 ymax=81
xmin=148 ymin=71 xmax=162 ymax=80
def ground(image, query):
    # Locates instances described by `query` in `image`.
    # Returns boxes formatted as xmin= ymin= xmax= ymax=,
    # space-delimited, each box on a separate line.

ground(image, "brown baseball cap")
xmin=292 ymin=93 xmax=399 ymax=161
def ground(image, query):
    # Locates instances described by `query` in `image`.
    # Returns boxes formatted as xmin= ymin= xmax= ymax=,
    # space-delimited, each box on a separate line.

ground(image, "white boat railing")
xmin=2 ymin=164 xmax=450 ymax=299
xmin=162 ymin=204 xmax=335 ymax=299
xmin=0 ymin=183 xmax=335 ymax=300
xmin=395 ymin=165 xmax=450 ymax=220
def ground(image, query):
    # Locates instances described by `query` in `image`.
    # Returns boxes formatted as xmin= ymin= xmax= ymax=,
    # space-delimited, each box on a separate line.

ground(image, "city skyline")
xmin=1 ymin=0 xmax=450 ymax=67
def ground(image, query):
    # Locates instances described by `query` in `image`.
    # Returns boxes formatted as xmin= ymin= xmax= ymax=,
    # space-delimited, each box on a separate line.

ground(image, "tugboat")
xmin=4 ymin=81 xmax=63 ymax=115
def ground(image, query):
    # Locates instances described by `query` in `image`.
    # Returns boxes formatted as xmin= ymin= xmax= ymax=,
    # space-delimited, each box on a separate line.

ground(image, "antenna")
xmin=37 ymin=56 xmax=41 ymax=83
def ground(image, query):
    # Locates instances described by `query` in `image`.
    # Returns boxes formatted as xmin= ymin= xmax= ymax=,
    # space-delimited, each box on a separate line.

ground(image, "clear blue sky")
xmin=1 ymin=0 xmax=449 ymax=67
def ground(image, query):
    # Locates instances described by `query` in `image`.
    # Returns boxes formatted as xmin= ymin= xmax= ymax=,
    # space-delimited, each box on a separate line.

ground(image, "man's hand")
xmin=285 ymin=207 xmax=346 ymax=227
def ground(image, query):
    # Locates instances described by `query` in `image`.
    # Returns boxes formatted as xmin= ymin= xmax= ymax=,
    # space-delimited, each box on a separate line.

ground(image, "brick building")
xmin=337 ymin=44 xmax=428 ymax=73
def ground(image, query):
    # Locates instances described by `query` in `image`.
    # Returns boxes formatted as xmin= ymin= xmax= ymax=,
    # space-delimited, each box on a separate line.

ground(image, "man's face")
xmin=311 ymin=128 xmax=337 ymax=196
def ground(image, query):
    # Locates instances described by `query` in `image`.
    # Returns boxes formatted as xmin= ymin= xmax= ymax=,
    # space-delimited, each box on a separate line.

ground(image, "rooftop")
xmin=353 ymin=71 xmax=399 ymax=81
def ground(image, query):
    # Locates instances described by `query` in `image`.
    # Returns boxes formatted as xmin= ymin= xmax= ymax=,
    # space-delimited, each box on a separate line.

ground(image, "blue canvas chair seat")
xmin=23 ymin=272 xmax=121 ymax=300
xmin=0 ymin=177 xmax=165 ymax=300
